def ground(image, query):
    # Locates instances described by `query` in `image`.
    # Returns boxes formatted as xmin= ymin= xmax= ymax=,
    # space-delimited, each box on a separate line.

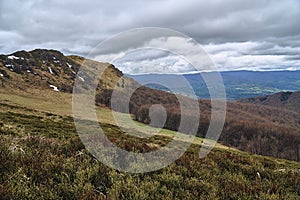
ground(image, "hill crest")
xmin=0 ymin=49 xmax=135 ymax=93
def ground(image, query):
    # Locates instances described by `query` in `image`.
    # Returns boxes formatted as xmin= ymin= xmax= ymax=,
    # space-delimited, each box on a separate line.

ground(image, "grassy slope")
xmin=0 ymin=88 xmax=230 ymax=150
xmin=0 ymin=89 xmax=300 ymax=199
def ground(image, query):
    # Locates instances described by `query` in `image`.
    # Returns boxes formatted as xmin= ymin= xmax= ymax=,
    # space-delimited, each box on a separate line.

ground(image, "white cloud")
xmin=203 ymin=42 xmax=300 ymax=72
xmin=98 ymin=38 xmax=300 ymax=74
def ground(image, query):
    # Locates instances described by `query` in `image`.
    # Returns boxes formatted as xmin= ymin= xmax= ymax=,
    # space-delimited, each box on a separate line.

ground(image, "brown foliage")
xmin=96 ymin=86 xmax=300 ymax=162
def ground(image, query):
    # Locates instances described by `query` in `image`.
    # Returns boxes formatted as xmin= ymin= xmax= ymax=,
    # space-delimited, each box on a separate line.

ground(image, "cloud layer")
xmin=0 ymin=0 xmax=300 ymax=73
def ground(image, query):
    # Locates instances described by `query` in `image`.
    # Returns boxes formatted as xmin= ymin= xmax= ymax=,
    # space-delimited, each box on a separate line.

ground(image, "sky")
xmin=0 ymin=0 xmax=300 ymax=74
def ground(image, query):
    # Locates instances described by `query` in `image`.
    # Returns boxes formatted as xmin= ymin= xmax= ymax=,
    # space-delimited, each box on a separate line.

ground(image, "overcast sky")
xmin=1 ymin=0 xmax=300 ymax=73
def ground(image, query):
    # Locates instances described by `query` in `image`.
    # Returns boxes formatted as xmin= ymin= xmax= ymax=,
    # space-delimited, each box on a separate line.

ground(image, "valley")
xmin=128 ymin=70 xmax=300 ymax=100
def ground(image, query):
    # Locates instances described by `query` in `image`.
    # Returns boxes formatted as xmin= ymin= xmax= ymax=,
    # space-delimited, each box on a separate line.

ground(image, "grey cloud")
xmin=117 ymin=49 xmax=170 ymax=62
xmin=285 ymin=55 xmax=300 ymax=61
xmin=246 ymin=43 xmax=300 ymax=56
xmin=0 ymin=0 xmax=300 ymax=73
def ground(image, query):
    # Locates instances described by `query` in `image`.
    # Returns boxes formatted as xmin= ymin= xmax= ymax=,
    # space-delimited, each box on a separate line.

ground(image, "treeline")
xmin=95 ymin=86 xmax=300 ymax=162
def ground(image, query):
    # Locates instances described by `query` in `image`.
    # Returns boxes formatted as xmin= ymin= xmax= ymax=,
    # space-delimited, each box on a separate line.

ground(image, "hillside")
xmin=0 ymin=49 xmax=299 ymax=163
xmin=0 ymin=49 xmax=300 ymax=199
xmin=108 ymin=87 xmax=300 ymax=161
xmin=0 ymin=49 xmax=137 ymax=93
xmin=0 ymin=100 xmax=299 ymax=199
xmin=239 ymin=91 xmax=300 ymax=113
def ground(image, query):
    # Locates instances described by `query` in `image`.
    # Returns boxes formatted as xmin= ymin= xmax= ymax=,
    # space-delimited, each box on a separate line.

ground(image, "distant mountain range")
xmin=128 ymin=70 xmax=300 ymax=100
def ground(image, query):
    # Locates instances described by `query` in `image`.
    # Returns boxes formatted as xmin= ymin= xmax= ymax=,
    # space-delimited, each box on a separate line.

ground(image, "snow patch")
xmin=277 ymin=169 xmax=286 ymax=172
xmin=256 ymin=172 xmax=261 ymax=179
xmin=48 ymin=67 xmax=54 ymax=74
xmin=66 ymin=63 xmax=72 ymax=68
xmin=26 ymin=70 xmax=31 ymax=73
xmin=78 ymin=76 xmax=85 ymax=82
xmin=54 ymin=60 xmax=60 ymax=63
xmin=5 ymin=64 xmax=13 ymax=67
xmin=53 ymin=56 xmax=56 ymax=60
xmin=8 ymin=55 xmax=20 ymax=60
xmin=49 ymin=85 xmax=59 ymax=92
xmin=0 ymin=74 xmax=3 ymax=77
